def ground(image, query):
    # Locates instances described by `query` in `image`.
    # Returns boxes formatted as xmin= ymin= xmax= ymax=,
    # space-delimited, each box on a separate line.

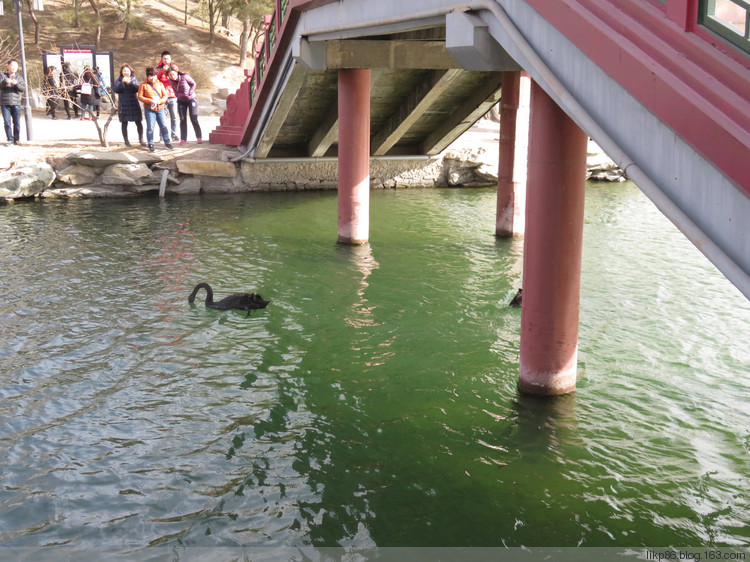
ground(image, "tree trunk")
xmin=123 ymin=0 xmax=131 ymax=40
xmin=208 ymin=0 xmax=216 ymax=44
xmin=89 ymin=0 xmax=101 ymax=50
xmin=184 ymin=0 xmax=187 ymax=25
xmin=239 ymin=16 xmax=250 ymax=67
xmin=25 ymin=0 xmax=40 ymax=44
xmin=74 ymin=0 xmax=80 ymax=28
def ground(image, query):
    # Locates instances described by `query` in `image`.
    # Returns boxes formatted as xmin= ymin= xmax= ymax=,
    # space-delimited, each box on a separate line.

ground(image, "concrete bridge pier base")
xmin=496 ymin=71 xmax=530 ymax=237
xmin=337 ymin=69 xmax=371 ymax=245
xmin=518 ymin=81 xmax=587 ymax=396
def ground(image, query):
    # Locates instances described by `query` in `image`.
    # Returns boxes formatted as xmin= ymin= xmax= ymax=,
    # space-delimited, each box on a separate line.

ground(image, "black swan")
xmin=188 ymin=283 xmax=269 ymax=314
xmin=509 ymin=288 xmax=522 ymax=308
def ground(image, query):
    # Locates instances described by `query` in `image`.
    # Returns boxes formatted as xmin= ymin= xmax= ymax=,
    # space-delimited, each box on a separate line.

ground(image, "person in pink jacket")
xmin=167 ymin=64 xmax=202 ymax=144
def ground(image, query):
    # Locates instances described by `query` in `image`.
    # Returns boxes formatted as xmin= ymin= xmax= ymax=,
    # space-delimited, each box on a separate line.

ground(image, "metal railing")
xmin=699 ymin=0 xmax=750 ymax=53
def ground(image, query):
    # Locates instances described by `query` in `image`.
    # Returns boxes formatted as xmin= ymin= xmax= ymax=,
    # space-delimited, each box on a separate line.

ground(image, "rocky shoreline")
xmin=0 ymin=119 xmax=622 ymax=202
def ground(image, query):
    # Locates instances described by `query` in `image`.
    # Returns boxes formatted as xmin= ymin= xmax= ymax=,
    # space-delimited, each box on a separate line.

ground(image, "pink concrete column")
xmin=337 ymin=69 xmax=371 ymax=245
xmin=519 ymin=81 xmax=588 ymax=395
xmin=496 ymin=71 xmax=531 ymax=237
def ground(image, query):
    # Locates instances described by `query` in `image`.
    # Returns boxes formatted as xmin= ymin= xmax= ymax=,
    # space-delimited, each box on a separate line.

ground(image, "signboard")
xmin=42 ymin=53 xmax=62 ymax=79
xmin=59 ymin=45 xmax=96 ymax=78
xmin=95 ymin=52 xmax=114 ymax=92
xmin=44 ymin=47 xmax=114 ymax=92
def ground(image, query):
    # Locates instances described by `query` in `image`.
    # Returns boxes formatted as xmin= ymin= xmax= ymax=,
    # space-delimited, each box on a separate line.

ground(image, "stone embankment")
xmin=0 ymin=117 xmax=622 ymax=202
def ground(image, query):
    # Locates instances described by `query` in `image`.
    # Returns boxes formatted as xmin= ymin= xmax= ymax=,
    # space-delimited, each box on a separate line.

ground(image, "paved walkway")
xmin=9 ymin=109 xmax=221 ymax=144
xmin=1 ymin=110 xmax=225 ymax=169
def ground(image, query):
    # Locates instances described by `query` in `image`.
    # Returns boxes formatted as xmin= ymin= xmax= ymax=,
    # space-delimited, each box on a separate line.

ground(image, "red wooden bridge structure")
xmin=210 ymin=0 xmax=750 ymax=394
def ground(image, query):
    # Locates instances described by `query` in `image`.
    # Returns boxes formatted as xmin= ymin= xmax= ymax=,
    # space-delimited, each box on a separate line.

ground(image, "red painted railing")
xmin=209 ymin=0 xmax=289 ymax=145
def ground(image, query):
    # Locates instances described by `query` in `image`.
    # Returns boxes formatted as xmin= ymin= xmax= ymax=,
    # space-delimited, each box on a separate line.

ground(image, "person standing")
xmin=156 ymin=51 xmax=179 ymax=141
xmin=61 ymin=61 xmax=78 ymax=119
xmin=112 ymin=64 xmax=144 ymax=147
xmin=137 ymin=67 xmax=173 ymax=152
xmin=93 ymin=66 xmax=106 ymax=118
xmin=43 ymin=65 xmax=61 ymax=120
xmin=167 ymin=64 xmax=202 ymax=145
xmin=76 ymin=68 xmax=98 ymax=120
xmin=0 ymin=59 xmax=26 ymax=145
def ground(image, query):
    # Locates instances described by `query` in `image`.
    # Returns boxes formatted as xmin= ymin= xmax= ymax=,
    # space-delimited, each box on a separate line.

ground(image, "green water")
xmin=0 ymin=183 xmax=748 ymax=551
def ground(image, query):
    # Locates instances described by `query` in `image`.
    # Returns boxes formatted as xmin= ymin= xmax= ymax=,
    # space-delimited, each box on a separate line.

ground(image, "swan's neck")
xmin=189 ymin=283 xmax=214 ymax=304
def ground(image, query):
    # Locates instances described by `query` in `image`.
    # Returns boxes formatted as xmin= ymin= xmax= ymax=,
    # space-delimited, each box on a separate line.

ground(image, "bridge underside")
xmin=251 ymin=27 xmax=517 ymax=159
xmin=221 ymin=0 xmax=749 ymax=299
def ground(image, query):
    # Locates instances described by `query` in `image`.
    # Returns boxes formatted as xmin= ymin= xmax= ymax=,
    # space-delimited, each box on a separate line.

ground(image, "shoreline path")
xmin=1 ymin=110 xmax=225 ymax=170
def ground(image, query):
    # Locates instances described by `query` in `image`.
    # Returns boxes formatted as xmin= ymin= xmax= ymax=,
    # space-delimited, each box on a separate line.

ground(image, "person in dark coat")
xmin=43 ymin=65 xmax=59 ymax=120
xmin=112 ymin=63 xmax=144 ymax=147
xmin=61 ymin=61 xmax=78 ymax=118
xmin=0 ymin=59 xmax=26 ymax=144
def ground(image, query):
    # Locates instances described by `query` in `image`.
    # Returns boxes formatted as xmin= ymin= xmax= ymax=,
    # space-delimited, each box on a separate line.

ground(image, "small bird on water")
xmin=509 ymin=288 xmax=522 ymax=308
xmin=188 ymin=282 xmax=269 ymax=315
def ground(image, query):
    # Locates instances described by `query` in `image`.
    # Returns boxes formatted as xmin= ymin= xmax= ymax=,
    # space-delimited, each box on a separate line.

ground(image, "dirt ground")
xmin=0 ymin=0 xmax=246 ymax=90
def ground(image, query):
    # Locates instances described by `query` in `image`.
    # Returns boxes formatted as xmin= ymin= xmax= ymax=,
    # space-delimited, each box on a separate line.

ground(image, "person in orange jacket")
xmin=137 ymin=67 xmax=173 ymax=152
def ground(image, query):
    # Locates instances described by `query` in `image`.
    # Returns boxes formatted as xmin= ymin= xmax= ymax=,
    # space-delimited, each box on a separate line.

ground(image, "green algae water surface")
xmin=0 ymin=183 xmax=748 ymax=552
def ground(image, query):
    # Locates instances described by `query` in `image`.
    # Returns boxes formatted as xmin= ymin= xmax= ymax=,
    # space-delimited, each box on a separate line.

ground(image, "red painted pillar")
xmin=519 ymin=81 xmax=588 ymax=395
xmin=337 ymin=69 xmax=371 ymax=245
xmin=496 ymin=71 xmax=530 ymax=237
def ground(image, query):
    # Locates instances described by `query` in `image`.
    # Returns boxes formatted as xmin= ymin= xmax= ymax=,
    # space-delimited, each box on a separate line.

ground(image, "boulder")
xmin=0 ymin=163 xmax=56 ymax=199
xmin=441 ymin=146 xmax=498 ymax=187
xmin=57 ymin=164 xmax=101 ymax=186
xmin=65 ymin=151 xmax=164 ymax=167
xmin=169 ymin=177 xmax=202 ymax=194
xmin=176 ymin=160 xmax=237 ymax=177
xmin=587 ymin=141 xmax=624 ymax=182
xmin=100 ymin=163 xmax=154 ymax=186
xmin=142 ymin=169 xmax=179 ymax=185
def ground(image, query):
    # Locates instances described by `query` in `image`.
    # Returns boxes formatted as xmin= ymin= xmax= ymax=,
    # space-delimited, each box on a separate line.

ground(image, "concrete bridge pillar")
xmin=337 ymin=69 xmax=371 ymax=245
xmin=519 ymin=81 xmax=587 ymax=395
xmin=496 ymin=71 xmax=531 ymax=237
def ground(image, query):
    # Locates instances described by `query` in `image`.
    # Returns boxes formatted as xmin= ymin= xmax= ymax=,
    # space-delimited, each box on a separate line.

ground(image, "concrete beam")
xmin=446 ymin=11 xmax=521 ymax=71
xmin=326 ymin=39 xmax=461 ymax=69
xmin=308 ymin=104 xmax=339 ymax=157
xmin=421 ymin=73 xmax=504 ymax=155
xmin=372 ymin=69 xmax=463 ymax=156
xmin=293 ymin=37 xmax=327 ymax=71
xmin=254 ymin=63 xmax=309 ymax=159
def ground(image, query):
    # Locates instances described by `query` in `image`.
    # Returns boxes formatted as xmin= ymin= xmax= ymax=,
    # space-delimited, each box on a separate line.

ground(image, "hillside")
xmin=0 ymin=0 xmax=246 ymax=92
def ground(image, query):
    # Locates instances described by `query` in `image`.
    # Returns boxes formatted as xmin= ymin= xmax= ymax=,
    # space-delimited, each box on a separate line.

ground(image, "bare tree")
xmin=25 ymin=0 xmax=41 ymax=45
xmin=88 ymin=0 xmax=102 ymax=50
xmin=123 ymin=0 xmax=132 ymax=39
xmin=232 ymin=0 xmax=274 ymax=67
xmin=239 ymin=14 xmax=251 ymax=68
xmin=45 ymin=80 xmax=118 ymax=148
